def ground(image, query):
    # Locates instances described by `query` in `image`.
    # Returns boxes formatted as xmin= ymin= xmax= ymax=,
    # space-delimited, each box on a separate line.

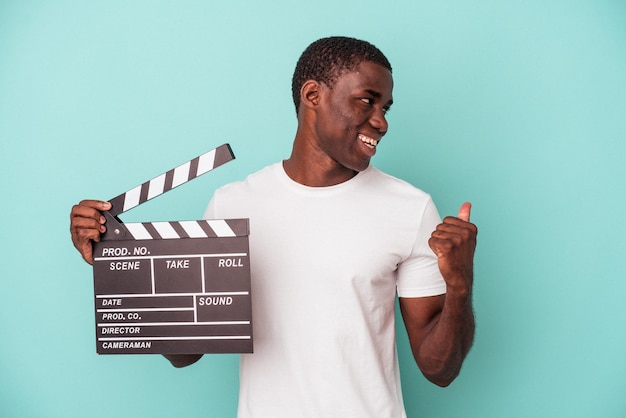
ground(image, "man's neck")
xmin=284 ymin=113 xmax=360 ymax=187
xmin=282 ymin=156 xmax=357 ymax=187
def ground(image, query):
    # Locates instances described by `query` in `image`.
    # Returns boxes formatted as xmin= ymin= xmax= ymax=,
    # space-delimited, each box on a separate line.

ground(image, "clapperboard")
xmin=92 ymin=144 xmax=252 ymax=355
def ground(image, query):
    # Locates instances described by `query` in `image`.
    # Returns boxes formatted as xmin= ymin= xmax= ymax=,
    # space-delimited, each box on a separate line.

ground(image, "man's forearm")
xmin=415 ymin=289 xmax=475 ymax=387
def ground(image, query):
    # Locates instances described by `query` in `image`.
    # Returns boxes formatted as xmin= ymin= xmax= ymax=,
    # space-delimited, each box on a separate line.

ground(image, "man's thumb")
xmin=458 ymin=202 xmax=472 ymax=222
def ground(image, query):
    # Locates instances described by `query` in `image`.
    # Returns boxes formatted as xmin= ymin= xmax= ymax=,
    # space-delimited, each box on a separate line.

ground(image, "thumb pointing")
xmin=458 ymin=202 xmax=472 ymax=222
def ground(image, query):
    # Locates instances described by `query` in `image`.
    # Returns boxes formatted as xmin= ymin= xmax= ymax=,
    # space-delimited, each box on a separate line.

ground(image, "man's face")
xmin=314 ymin=61 xmax=394 ymax=173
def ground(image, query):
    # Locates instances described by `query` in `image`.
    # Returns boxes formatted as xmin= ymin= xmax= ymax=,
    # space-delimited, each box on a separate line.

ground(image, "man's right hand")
xmin=70 ymin=200 xmax=111 ymax=264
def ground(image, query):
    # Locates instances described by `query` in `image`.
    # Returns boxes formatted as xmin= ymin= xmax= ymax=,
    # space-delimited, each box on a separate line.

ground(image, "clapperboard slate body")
xmin=92 ymin=144 xmax=253 ymax=355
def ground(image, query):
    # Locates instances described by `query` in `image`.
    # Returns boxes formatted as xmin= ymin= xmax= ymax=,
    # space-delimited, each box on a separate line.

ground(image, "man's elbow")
xmin=417 ymin=356 xmax=462 ymax=387
xmin=415 ymin=340 xmax=473 ymax=387
xmin=423 ymin=370 xmax=458 ymax=387
xmin=163 ymin=354 xmax=203 ymax=368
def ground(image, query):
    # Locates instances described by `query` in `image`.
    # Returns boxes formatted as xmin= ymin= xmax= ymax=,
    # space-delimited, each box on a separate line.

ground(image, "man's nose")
xmin=370 ymin=108 xmax=388 ymax=135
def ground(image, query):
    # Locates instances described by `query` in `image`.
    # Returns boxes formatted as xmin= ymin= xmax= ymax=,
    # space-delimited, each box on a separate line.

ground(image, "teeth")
xmin=358 ymin=134 xmax=378 ymax=148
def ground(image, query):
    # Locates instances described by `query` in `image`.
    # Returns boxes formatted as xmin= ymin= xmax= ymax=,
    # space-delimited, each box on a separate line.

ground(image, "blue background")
xmin=1 ymin=1 xmax=625 ymax=417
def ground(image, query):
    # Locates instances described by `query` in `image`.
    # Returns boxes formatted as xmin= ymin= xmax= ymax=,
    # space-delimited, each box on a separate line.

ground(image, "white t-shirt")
xmin=204 ymin=162 xmax=446 ymax=418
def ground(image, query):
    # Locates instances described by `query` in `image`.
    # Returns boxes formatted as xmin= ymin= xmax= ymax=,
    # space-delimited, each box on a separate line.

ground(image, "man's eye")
xmin=360 ymin=98 xmax=372 ymax=105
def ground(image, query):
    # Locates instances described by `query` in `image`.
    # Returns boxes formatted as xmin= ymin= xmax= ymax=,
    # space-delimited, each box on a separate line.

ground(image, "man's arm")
xmin=400 ymin=202 xmax=477 ymax=387
xmin=70 ymin=200 xmax=204 ymax=368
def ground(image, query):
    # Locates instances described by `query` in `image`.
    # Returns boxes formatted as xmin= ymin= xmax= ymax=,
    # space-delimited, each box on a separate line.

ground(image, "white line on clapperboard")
xmin=95 ymin=307 xmax=248 ymax=313
xmin=97 ymin=321 xmax=250 ymax=326
xmin=150 ymin=256 xmax=156 ymax=296
xmin=96 ymin=291 xmax=250 ymax=299
xmin=93 ymin=252 xmax=248 ymax=261
xmin=199 ymin=259 xmax=206 ymax=304
xmin=99 ymin=336 xmax=251 ymax=341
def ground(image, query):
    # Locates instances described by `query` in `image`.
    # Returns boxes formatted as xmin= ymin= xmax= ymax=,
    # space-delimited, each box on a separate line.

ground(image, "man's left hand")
xmin=428 ymin=202 xmax=478 ymax=293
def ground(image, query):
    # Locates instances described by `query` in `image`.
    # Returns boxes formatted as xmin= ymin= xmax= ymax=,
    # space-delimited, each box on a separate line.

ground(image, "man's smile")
xmin=358 ymin=133 xmax=379 ymax=149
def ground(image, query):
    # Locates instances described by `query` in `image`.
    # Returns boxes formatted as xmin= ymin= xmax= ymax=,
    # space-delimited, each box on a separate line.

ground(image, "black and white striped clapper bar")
xmin=92 ymin=144 xmax=252 ymax=355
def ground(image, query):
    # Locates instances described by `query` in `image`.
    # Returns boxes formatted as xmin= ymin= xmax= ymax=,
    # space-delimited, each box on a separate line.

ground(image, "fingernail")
xmin=100 ymin=216 xmax=106 ymax=224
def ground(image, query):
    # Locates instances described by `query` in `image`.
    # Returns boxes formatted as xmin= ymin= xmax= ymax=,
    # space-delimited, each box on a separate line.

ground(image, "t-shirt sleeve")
xmin=396 ymin=197 xmax=447 ymax=298
xmin=203 ymin=195 xmax=217 ymax=219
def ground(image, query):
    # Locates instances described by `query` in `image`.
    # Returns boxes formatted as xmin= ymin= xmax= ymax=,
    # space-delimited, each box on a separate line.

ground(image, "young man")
xmin=71 ymin=36 xmax=477 ymax=417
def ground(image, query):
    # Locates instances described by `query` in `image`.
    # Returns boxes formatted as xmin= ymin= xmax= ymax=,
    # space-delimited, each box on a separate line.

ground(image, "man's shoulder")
xmin=214 ymin=162 xmax=280 ymax=196
xmin=366 ymin=165 xmax=432 ymax=201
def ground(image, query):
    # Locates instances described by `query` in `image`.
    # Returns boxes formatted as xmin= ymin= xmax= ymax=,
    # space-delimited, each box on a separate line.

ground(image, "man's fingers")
xmin=71 ymin=200 xmax=110 ymax=228
xmin=71 ymin=213 xmax=105 ymax=233
xmin=458 ymin=202 xmax=472 ymax=222
xmin=79 ymin=242 xmax=95 ymax=265
xmin=78 ymin=200 xmax=111 ymax=211
xmin=70 ymin=199 xmax=109 ymax=265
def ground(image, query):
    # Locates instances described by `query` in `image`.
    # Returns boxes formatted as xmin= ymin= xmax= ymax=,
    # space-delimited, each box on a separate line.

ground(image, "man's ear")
xmin=300 ymin=80 xmax=321 ymax=109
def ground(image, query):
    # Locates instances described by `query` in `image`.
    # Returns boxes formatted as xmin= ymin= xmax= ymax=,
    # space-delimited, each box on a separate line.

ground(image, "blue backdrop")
xmin=1 ymin=1 xmax=625 ymax=417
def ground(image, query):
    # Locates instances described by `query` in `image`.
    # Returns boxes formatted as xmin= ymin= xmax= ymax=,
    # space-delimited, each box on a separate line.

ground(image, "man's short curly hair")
xmin=291 ymin=36 xmax=392 ymax=114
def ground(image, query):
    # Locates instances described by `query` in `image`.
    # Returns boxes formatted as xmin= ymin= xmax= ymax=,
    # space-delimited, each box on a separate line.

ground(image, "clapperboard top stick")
xmin=101 ymin=143 xmax=235 ymax=241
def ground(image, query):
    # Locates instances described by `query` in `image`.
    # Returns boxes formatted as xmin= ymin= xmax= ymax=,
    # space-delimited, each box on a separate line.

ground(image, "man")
xmin=71 ymin=36 xmax=477 ymax=417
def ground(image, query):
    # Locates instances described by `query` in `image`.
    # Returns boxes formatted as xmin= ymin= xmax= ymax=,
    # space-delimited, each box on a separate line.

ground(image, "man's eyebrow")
xmin=365 ymin=89 xmax=382 ymax=98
